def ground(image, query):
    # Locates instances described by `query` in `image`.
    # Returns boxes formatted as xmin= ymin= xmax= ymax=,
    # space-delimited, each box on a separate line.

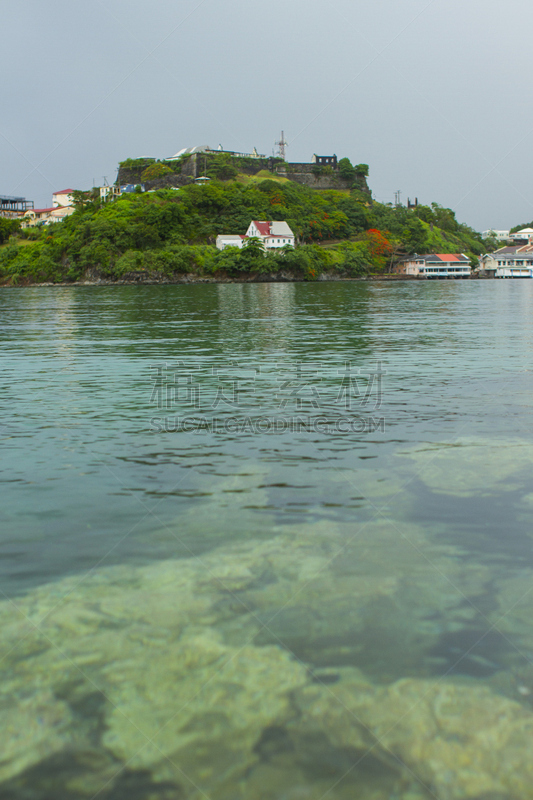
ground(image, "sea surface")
xmin=2 ymin=281 xmax=533 ymax=799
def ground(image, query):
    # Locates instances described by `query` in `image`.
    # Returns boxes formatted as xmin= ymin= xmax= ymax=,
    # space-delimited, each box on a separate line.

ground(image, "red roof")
xmin=31 ymin=207 xmax=56 ymax=213
xmin=53 ymin=189 xmax=75 ymax=195
xmin=252 ymin=220 xmax=271 ymax=236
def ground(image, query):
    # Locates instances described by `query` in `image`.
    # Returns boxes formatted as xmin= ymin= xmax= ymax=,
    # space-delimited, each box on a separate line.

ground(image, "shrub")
xmin=141 ymin=163 xmax=174 ymax=181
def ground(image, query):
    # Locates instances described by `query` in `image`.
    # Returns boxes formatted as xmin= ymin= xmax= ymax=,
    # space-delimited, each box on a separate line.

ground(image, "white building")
xmin=395 ymin=253 xmax=471 ymax=278
xmin=216 ymin=234 xmax=245 ymax=250
xmin=216 ymin=221 xmax=295 ymax=251
xmin=510 ymin=227 xmax=533 ymax=243
xmin=168 ymin=145 xmax=266 ymax=160
xmin=100 ymin=186 xmax=121 ymax=202
xmin=480 ymin=245 xmax=533 ymax=277
xmin=52 ymin=189 xmax=75 ymax=208
xmin=246 ymin=220 xmax=295 ymax=249
xmin=482 ymin=229 xmax=509 ymax=241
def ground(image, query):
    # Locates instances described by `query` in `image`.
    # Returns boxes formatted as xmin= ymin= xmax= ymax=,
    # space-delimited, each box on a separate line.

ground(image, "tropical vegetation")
xmin=0 ymin=159 xmax=487 ymax=284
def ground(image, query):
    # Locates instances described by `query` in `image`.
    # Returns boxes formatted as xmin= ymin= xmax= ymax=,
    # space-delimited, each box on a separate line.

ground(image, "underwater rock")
xmin=0 ymin=522 xmax=493 ymax=796
xmin=491 ymin=571 xmax=533 ymax=636
xmin=246 ymin=521 xmax=489 ymax=677
xmin=0 ymin=689 xmax=72 ymax=783
xmin=294 ymin=671 xmax=533 ymax=800
xmin=397 ymin=437 xmax=533 ymax=496
xmin=102 ymin=629 xmax=307 ymax=795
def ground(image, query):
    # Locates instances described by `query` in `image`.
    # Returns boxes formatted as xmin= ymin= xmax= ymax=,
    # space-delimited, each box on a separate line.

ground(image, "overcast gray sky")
xmin=2 ymin=0 xmax=531 ymax=230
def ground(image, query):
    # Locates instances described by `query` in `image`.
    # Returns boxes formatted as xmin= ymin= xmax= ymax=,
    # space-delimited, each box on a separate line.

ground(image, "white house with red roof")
xmin=216 ymin=220 xmax=295 ymax=251
xmin=395 ymin=254 xmax=471 ymax=278
xmin=52 ymin=189 xmax=75 ymax=208
xmin=246 ymin=221 xmax=295 ymax=249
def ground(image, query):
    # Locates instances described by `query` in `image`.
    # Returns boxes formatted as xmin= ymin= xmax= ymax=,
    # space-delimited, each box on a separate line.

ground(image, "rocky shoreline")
xmin=0 ymin=271 xmax=447 ymax=288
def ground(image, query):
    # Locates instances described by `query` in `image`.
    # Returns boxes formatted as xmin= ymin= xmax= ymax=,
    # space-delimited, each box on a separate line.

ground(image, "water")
xmin=2 ymin=282 xmax=533 ymax=799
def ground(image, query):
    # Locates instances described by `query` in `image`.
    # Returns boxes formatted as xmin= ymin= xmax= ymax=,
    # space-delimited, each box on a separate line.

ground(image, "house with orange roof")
xmin=395 ymin=254 xmax=471 ymax=278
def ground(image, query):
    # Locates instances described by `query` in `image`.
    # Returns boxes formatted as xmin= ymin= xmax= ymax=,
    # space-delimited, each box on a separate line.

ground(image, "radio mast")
xmin=275 ymin=130 xmax=288 ymax=161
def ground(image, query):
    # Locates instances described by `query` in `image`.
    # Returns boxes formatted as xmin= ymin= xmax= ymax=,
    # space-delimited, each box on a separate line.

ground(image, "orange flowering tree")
xmin=365 ymin=228 xmax=393 ymax=271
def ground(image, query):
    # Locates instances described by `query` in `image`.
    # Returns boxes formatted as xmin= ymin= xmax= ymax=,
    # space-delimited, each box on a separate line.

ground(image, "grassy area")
xmin=0 ymin=238 xmax=34 ymax=249
xmin=235 ymin=171 xmax=291 ymax=186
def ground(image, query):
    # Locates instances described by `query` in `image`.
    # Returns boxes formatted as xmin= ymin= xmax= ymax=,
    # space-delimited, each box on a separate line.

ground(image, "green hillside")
xmin=0 ymin=175 xmax=486 ymax=284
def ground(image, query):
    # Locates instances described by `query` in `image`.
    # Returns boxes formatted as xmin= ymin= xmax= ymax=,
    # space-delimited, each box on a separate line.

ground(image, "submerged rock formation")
xmin=0 ymin=522 xmax=531 ymax=798
xmin=293 ymin=669 xmax=533 ymax=800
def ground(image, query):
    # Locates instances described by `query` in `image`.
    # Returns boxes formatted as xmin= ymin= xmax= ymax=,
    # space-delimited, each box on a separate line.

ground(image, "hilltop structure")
xmin=167 ymin=145 xmax=266 ymax=160
xmin=117 ymin=148 xmax=370 ymax=194
xmin=312 ymin=154 xmax=337 ymax=166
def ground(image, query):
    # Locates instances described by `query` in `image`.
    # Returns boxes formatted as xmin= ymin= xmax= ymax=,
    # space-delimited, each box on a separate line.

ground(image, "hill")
xmin=0 ymin=173 xmax=486 ymax=285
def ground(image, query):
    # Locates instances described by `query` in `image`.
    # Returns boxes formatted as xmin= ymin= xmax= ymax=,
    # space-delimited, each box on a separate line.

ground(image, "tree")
xmin=239 ymin=236 xmax=265 ymax=270
xmin=71 ymin=189 xmax=98 ymax=211
xmin=413 ymin=205 xmax=435 ymax=225
xmin=430 ymin=203 xmax=458 ymax=233
xmin=481 ymin=234 xmax=500 ymax=253
xmin=365 ymin=229 xmax=392 ymax=271
xmin=0 ymin=218 xmax=20 ymax=244
xmin=338 ymin=158 xmax=355 ymax=181
xmin=354 ymin=164 xmax=369 ymax=177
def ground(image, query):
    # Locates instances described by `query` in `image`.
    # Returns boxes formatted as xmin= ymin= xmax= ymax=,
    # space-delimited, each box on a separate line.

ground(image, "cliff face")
xmin=275 ymin=164 xmax=370 ymax=193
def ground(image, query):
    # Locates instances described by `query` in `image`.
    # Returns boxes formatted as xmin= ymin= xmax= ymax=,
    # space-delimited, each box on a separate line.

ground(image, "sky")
xmin=2 ymin=0 xmax=532 ymax=231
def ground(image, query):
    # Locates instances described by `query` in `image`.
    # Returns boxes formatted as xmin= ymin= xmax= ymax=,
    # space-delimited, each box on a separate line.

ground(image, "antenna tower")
xmin=275 ymin=130 xmax=288 ymax=160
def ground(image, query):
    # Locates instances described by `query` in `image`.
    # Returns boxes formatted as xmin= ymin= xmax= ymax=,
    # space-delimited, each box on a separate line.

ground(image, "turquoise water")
xmin=2 ymin=282 xmax=533 ymax=799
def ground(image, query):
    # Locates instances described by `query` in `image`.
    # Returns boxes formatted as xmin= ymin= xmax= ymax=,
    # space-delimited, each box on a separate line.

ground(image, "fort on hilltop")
xmin=116 ymin=146 xmax=370 ymax=194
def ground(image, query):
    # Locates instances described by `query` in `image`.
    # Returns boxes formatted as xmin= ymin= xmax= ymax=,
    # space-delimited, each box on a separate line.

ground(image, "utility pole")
xmin=275 ymin=130 xmax=288 ymax=161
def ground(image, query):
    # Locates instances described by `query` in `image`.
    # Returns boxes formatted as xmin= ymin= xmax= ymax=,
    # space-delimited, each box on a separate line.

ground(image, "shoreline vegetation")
xmin=0 ymin=157 xmax=491 ymax=287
